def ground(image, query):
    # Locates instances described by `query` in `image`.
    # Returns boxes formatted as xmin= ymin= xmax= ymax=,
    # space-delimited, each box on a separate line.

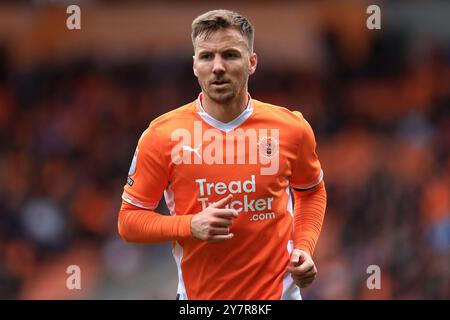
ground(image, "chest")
xmin=166 ymin=125 xmax=297 ymax=193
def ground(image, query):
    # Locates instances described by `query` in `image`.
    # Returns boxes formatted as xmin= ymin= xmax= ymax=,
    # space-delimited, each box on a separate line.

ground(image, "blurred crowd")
xmin=0 ymin=20 xmax=449 ymax=299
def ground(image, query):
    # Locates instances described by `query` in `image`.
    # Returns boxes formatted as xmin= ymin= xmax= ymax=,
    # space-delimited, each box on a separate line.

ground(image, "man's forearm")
xmin=118 ymin=201 xmax=193 ymax=243
xmin=292 ymin=181 xmax=327 ymax=256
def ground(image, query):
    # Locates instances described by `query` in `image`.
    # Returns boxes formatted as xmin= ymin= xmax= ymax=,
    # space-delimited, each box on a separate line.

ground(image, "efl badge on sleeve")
xmin=127 ymin=148 xmax=138 ymax=186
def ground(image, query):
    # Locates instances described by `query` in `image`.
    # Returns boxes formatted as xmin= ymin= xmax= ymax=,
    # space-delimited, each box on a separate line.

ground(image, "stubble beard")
xmin=206 ymin=87 xmax=235 ymax=103
xmin=201 ymin=76 xmax=248 ymax=104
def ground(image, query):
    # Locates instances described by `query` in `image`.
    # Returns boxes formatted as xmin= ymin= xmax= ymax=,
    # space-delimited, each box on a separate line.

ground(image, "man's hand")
xmin=191 ymin=194 xmax=238 ymax=242
xmin=287 ymin=249 xmax=317 ymax=288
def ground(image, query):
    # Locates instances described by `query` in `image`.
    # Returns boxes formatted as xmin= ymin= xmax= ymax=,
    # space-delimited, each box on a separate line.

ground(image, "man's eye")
xmin=225 ymin=52 xmax=238 ymax=59
xmin=200 ymin=54 xmax=212 ymax=60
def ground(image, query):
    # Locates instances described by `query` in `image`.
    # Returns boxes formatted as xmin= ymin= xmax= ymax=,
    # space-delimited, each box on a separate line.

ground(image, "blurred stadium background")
xmin=0 ymin=0 xmax=449 ymax=299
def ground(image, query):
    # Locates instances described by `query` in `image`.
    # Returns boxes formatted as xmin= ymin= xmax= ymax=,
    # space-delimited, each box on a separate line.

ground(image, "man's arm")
xmin=292 ymin=180 xmax=327 ymax=256
xmin=118 ymin=194 xmax=238 ymax=243
xmin=118 ymin=201 xmax=193 ymax=243
xmin=287 ymin=180 xmax=327 ymax=288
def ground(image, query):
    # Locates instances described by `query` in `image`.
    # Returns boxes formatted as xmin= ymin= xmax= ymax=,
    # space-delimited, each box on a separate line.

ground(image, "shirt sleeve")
xmin=292 ymin=181 xmax=327 ymax=256
xmin=289 ymin=112 xmax=323 ymax=190
xmin=122 ymin=124 xmax=169 ymax=209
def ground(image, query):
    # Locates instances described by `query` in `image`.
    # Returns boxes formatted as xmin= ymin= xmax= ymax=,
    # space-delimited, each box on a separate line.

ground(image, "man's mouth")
xmin=211 ymin=80 xmax=229 ymax=85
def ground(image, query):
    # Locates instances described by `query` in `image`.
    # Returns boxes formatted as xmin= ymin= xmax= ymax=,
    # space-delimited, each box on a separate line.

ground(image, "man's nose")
xmin=212 ymin=56 xmax=226 ymax=74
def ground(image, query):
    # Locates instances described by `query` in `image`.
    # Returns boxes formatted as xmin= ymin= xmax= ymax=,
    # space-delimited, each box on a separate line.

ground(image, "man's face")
xmin=193 ymin=28 xmax=257 ymax=104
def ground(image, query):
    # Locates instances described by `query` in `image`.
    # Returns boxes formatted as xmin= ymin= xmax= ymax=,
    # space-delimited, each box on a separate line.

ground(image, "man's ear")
xmin=193 ymin=55 xmax=198 ymax=77
xmin=249 ymin=52 xmax=257 ymax=75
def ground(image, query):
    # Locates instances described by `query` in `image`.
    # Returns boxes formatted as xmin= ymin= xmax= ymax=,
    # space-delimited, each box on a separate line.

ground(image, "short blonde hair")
xmin=191 ymin=9 xmax=254 ymax=52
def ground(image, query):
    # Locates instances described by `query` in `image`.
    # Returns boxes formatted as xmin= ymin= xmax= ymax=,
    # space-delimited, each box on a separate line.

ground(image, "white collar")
xmin=196 ymin=93 xmax=253 ymax=133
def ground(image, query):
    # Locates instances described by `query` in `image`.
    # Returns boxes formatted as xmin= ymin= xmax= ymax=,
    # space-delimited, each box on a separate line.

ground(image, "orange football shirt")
xmin=122 ymin=94 xmax=323 ymax=299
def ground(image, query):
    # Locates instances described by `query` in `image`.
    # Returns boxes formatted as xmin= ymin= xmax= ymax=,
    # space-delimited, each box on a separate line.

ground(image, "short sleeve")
xmin=122 ymin=125 xmax=169 ymax=209
xmin=289 ymin=112 xmax=323 ymax=190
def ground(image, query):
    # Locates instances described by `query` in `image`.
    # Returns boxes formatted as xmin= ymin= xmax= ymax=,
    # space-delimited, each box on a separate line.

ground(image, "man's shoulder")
xmin=149 ymin=101 xmax=197 ymax=129
xmin=137 ymin=101 xmax=196 ymax=144
xmin=252 ymin=99 xmax=306 ymax=124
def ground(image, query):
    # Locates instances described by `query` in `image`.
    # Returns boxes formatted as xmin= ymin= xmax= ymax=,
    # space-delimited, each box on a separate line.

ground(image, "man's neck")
xmin=201 ymin=92 xmax=249 ymax=123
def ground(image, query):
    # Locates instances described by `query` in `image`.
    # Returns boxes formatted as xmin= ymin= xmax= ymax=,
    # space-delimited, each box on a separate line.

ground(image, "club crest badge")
xmin=258 ymin=136 xmax=279 ymax=159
